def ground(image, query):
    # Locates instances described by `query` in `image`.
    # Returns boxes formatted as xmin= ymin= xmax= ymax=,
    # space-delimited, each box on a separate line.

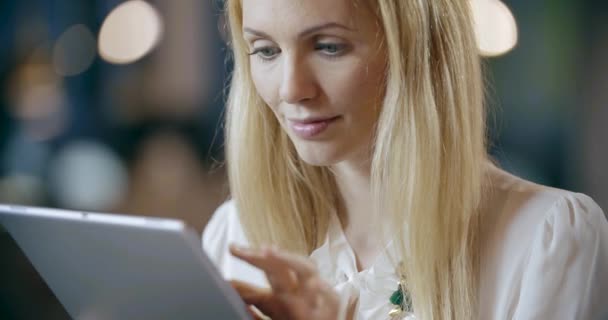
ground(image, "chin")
xmin=292 ymin=143 xmax=346 ymax=167
xmin=298 ymin=156 xmax=337 ymax=167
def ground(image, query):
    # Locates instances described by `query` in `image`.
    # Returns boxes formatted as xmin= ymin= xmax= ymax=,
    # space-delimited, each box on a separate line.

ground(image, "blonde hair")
xmin=224 ymin=0 xmax=486 ymax=319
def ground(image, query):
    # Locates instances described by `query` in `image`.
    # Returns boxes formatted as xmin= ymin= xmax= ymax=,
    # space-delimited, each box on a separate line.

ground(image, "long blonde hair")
xmin=224 ymin=0 xmax=486 ymax=319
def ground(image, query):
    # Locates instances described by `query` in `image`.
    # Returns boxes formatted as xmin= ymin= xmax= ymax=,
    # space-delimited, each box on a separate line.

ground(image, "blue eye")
xmin=249 ymin=46 xmax=281 ymax=62
xmin=315 ymin=43 xmax=347 ymax=56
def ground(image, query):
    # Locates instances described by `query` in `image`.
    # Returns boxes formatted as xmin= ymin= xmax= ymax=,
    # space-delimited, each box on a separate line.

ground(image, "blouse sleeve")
xmin=202 ymin=201 xmax=233 ymax=271
xmin=513 ymin=193 xmax=608 ymax=320
xmin=201 ymin=200 xmax=270 ymax=288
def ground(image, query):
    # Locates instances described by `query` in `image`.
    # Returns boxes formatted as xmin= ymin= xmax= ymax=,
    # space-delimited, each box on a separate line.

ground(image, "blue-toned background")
xmin=1 ymin=0 xmax=607 ymax=319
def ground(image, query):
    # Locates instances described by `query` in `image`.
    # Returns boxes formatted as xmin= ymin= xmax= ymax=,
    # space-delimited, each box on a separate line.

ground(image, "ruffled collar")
xmin=309 ymin=213 xmax=416 ymax=319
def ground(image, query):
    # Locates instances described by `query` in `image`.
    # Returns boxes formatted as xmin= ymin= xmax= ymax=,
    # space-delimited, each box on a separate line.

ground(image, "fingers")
xmin=248 ymin=306 xmax=271 ymax=320
xmin=229 ymin=244 xmax=339 ymax=319
xmin=230 ymin=279 xmax=272 ymax=303
xmin=265 ymin=246 xmax=318 ymax=279
xmin=230 ymin=244 xmax=317 ymax=281
xmin=230 ymin=243 xmax=322 ymax=308
xmin=229 ymin=245 xmax=297 ymax=293
xmin=230 ymin=280 xmax=281 ymax=319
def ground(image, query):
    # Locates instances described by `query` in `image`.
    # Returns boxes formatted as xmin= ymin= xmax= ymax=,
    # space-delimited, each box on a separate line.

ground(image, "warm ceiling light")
xmin=470 ymin=0 xmax=519 ymax=57
xmin=98 ymin=0 xmax=163 ymax=64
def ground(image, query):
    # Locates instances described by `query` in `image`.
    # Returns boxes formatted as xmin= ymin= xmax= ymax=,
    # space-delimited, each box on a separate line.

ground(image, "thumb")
xmin=230 ymin=279 xmax=272 ymax=303
xmin=230 ymin=280 xmax=285 ymax=319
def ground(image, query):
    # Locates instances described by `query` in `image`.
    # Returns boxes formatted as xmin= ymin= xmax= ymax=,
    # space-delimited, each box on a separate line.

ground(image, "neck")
xmin=331 ymin=156 xmax=385 ymax=271
xmin=331 ymin=158 xmax=372 ymax=230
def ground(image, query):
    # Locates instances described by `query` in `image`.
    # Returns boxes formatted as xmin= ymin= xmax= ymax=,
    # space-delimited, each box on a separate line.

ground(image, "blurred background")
xmin=0 ymin=0 xmax=606 ymax=319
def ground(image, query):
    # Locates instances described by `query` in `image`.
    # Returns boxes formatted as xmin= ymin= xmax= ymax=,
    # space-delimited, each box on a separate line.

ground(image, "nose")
xmin=279 ymin=54 xmax=318 ymax=104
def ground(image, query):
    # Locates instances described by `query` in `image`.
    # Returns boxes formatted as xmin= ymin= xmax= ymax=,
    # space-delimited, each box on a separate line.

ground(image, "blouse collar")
xmin=310 ymin=212 xmax=401 ymax=292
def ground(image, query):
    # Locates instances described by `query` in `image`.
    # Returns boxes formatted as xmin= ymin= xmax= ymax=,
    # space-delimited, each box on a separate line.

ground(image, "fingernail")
xmin=229 ymin=243 xmax=249 ymax=253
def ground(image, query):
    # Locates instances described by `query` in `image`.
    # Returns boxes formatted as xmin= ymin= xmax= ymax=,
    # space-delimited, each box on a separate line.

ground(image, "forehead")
xmin=241 ymin=0 xmax=362 ymax=32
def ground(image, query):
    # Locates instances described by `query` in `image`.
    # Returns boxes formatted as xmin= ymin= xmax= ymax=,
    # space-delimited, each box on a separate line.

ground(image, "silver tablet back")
xmin=0 ymin=204 xmax=251 ymax=320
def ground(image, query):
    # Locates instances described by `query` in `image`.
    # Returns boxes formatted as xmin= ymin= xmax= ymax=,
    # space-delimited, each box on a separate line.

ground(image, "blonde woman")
xmin=202 ymin=0 xmax=608 ymax=319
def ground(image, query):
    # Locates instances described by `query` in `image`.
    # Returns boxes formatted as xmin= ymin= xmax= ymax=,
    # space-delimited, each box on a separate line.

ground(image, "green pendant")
xmin=389 ymin=282 xmax=413 ymax=314
xmin=389 ymin=262 xmax=413 ymax=317
xmin=390 ymin=286 xmax=404 ymax=306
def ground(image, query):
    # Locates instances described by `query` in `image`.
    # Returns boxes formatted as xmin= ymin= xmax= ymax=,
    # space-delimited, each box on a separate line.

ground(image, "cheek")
xmin=251 ymin=65 xmax=280 ymax=111
xmin=328 ymin=64 xmax=385 ymax=116
xmin=355 ymin=62 xmax=386 ymax=114
xmin=328 ymin=55 xmax=383 ymax=95
xmin=354 ymin=63 xmax=385 ymax=104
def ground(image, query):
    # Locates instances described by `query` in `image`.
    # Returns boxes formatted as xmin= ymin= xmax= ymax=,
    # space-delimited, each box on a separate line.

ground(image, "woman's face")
xmin=242 ymin=0 xmax=386 ymax=166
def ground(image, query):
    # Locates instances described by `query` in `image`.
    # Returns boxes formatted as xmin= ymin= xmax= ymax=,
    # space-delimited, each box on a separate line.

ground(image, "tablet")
xmin=0 ymin=204 xmax=252 ymax=320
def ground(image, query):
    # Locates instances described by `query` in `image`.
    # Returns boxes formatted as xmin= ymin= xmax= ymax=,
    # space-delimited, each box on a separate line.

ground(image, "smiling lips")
xmin=288 ymin=116 xmax=341 ymax=139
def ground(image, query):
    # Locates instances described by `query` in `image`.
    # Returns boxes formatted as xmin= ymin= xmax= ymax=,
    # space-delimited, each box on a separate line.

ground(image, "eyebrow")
xmin=243 ymin=22 xmax=355 ymax=40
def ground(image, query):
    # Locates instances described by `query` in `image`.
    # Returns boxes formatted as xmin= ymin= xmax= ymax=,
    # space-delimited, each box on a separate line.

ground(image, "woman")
xmin=202 ymin=0 xmax=608 ymax=319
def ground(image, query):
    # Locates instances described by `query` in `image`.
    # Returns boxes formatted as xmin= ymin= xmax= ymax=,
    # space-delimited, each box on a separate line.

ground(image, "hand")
xmin=229 ymin=244 xmax=354 ymax=320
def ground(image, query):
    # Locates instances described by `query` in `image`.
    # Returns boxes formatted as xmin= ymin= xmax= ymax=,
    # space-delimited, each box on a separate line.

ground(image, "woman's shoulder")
xmin=202 ymin=199 xmax=244 ymax=258
xmin=201 ymin=199 xmax=269 ymax=287
xmin=481 ymin=164 xmax=605 ymax=228
xmin=485 ymin=164 xmax=598 ymax=206
xmin=480 ymin=164 xmax=607 ymax=264
xmin=479 ymin=165 xmax=608 ymax=319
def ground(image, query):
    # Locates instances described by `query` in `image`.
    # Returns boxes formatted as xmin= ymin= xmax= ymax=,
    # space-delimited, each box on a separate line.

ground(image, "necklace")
xmin=388 ymin=263 xmax=413 ymax=318
xmin=388 ymin=280 xmax=413 ymax=317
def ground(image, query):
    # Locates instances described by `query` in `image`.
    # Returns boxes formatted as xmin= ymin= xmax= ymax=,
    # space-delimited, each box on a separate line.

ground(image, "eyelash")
xmin=248 ymin=47 xmax=280 ymax=62
xmin=248 ymin=43 xmax=348 ymax=63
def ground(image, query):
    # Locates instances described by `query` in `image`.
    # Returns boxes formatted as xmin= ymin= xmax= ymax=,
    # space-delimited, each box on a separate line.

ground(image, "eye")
xmin=315 ymin=43 xmax=348 ymax=57
xmin=249 ymin=46 xmax=281 ymax=62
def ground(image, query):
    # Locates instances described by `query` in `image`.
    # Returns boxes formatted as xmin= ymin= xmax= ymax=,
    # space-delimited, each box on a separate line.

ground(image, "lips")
xmin=287 ymin=116 xmax=341 ymax=139
xmin=289 ymin=115 xmax=340 ymax=124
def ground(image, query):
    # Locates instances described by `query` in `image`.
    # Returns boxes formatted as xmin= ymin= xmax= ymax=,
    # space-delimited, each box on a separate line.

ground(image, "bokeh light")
xmin=470 ymin=0 xmax=518 ymax=57
xmin=48 ymin=141 xmax=129 ymax=211
xmin=98 ymin=0 xmax=163 ymax=64
xmin=52 ymin=24 xmax=97 ymax=76
xmin=8 ymin=59 xmax=69 ymax=141
xmin=0 ymin=174 xmax=45 ymax=205
xmin=2 ymin=130 xmax=51 ymax=177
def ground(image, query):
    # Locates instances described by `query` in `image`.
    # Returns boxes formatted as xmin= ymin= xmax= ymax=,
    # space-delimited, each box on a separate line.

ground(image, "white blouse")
xmin=202 ymin=167 xmax=608 ymax=319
